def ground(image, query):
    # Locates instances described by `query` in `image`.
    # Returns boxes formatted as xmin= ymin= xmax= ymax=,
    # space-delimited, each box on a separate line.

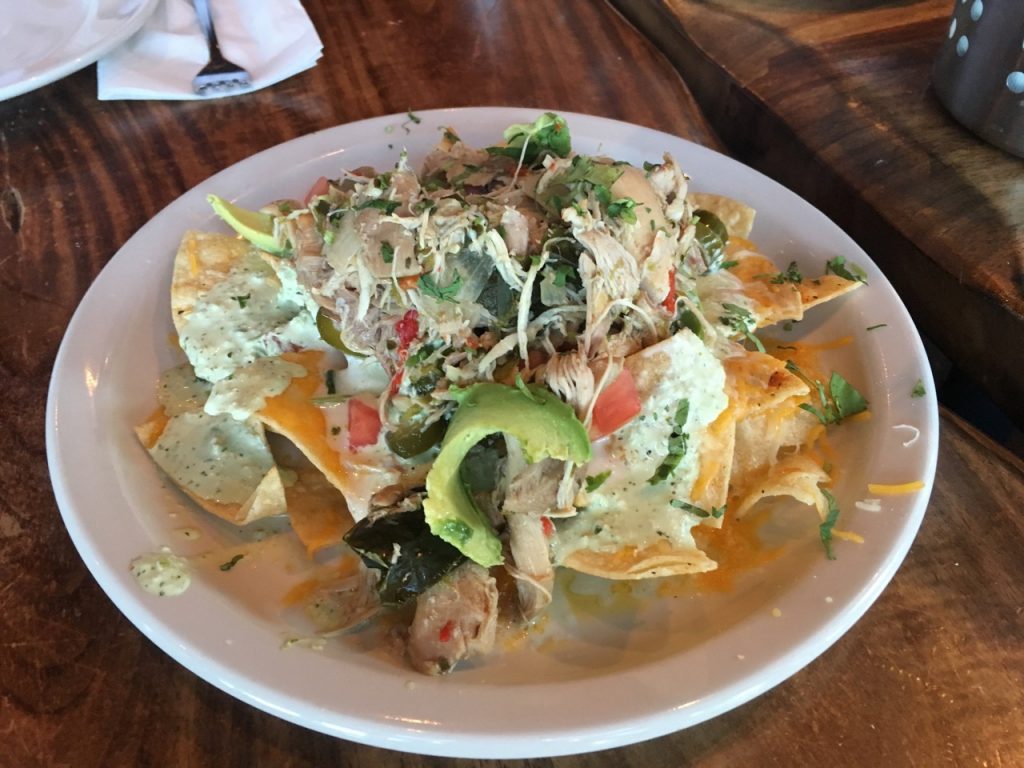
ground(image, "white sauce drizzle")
xmin=855 ymin=498 xmax=882 ymax=513
xmin=893 ymin=423 xmax=920 ymax=447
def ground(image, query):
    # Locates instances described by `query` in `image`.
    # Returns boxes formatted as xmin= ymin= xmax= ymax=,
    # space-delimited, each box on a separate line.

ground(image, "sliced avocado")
xmin=207 ymin=194 xmax=281 ymax=254
xmin=423 ymin=382 xmax=592 ymax=567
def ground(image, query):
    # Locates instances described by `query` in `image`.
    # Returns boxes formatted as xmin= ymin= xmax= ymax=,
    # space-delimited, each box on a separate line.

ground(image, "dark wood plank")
xmin=611 ymin=0 xmax=1024 ymax=429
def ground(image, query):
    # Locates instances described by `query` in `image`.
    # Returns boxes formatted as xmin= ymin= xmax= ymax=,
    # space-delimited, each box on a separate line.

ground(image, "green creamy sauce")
xmin=158 ymin=364 xmax=213 ymax=416
xmin=204 ymin=357 xmax=307 ymax=420
xmin=553 ymin=332 xmax=727 ymax=558
xmin=130 ymin=548 xmax=191 ymax=596
xmin=149 ymin=410 xmax=274 ymax=503
xmin=179 ymin=253 xmax=321 ymax=382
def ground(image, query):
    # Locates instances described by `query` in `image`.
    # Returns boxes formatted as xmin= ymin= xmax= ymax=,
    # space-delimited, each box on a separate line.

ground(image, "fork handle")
xmin=193 ymin=0 xmax=224 ymax=60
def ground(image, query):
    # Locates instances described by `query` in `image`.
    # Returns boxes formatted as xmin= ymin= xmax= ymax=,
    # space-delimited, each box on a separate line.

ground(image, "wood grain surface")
xmin=611 ymin=0 xmax=1024 ymax=430
xmin=1 ymin=1 xmax=1022 ymax=766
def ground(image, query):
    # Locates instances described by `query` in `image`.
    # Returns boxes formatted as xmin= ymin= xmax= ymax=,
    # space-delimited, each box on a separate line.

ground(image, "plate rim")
xmin=0 ymin=0 xmax=161 ymax=102
xmin=45 ymin=107 xmax=940 ymax=758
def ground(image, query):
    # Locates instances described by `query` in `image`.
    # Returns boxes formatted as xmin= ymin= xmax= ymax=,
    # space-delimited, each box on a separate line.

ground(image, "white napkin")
xmin=97 ymin=0 xmax=322 ymax=100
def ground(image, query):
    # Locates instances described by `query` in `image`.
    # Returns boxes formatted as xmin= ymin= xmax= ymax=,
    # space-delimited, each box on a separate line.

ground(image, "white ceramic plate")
xmin=0 ymin=0 xmax=159 ymax=101
xmin=46 ymin=108 xmax=938 ymax=758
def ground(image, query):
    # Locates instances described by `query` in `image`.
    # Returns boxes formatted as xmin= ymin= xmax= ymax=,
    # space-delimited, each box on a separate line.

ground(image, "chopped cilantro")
xmin=219 ymin=554 xmax=245 ymax=572
xmin=401 ymin=111 xmax=422 ymax=133
xmin=325 ymin=369 xmax=336 ymax=395
xmin=355 ymin=199 xmax=400 ymax=215
xmin=785 ymin=361 xmax=868 ymax=425
xmin=649 ymin=400 xmax=690 ymax=484
xmin=911 ymin=379 xmax=926 ymax=398
xmin=232 ymin=294 xmax=250 ymax=309
xmin=381 ymin=241 xmax=394 ymax=264
xmin=552 ymin=263 xmax=575 ymax=288
xmin=585 ymin=471 xmax=611 ymax=492
xmin=486 ymin=112 xmax=571 ymax=165
xmin=411 ymin=199 xmax=437 ymax=215
xmin=419 ymin=271 xmax=462 ymax=303
xmin=866 ymin=323 xmax=887 ymax=331
xmin=770 ymin=261 xmax=803 ymax=284
xmin=720 ymin=303 xmax=765 ymax=353
xmin=825 ymin=255 xmax=867 ymax=284
xmin=331 ymin=426 xmax=341 ymax=436
xmin=819 ymin=489 xmax=841 ymax=560
xmin=534 ymin=155 xmax=623 ymax=214
xmin=450 ymin=164 xmax=480 ymax=186
xmin=606 ymin=197 xmax=638 ymax=224
xmin=670 ymin=499 xmax=726 ymax=519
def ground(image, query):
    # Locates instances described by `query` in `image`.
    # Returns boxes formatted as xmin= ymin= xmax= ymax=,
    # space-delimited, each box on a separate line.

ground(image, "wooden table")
xmin=613 ymin=0 xmax=1024 ymax=430
xmin=1 ymin=1 xmax=1022 ymax=765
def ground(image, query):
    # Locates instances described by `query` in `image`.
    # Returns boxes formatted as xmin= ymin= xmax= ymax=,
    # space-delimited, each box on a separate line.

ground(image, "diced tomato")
xmin=388 ymin=369 xmax=404 ymax=396
xmin=347 ymin=399 xmax=382 ymax=450
xmin=541 ymin=517 xmax=555 ymax=537
xmin=303 ymin=176 xmax=330 ymax=205
xmin=662 ymin=267 xmax=677 ymax=312
xmin=395 ymin=309 xmax=419 ymax=350
xmin=398 ymin=274 xmax=420 ymax=290
xmin=438 ymin=620 xmax=456 ymax=643
xmin=590 ymin=367 xmax=642 ymax=438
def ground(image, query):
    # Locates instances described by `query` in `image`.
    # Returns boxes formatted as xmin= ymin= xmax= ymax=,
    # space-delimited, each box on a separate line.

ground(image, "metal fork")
xmin=191 ymin=0 xmax=252 ymax=95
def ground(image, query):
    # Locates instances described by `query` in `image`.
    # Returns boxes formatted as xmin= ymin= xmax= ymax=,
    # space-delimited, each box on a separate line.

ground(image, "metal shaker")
xmin=932 ymin=0 xmax=1024 ymax=158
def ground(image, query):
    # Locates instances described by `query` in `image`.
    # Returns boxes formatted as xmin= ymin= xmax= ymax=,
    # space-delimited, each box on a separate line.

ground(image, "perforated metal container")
xmin=933 ymin=0 xmax=1024 ymax=158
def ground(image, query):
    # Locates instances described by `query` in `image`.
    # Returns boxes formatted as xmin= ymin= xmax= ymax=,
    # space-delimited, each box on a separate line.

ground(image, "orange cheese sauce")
xmin=683 ymin=507 xmax=783 ymax=595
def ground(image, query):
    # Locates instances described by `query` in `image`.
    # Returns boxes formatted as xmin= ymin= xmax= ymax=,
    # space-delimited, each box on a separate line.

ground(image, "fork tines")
xmin=191 ymin=0 xmax=252 ymax=96
xmin=192 ymin=60 xmax=252 ymax=95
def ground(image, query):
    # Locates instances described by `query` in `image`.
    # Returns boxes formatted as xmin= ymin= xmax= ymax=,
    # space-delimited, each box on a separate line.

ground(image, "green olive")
xmin=316 ymin=308 xmax=368 ymax=357
xmin=385 ymin=417 xmax=447 ymax=458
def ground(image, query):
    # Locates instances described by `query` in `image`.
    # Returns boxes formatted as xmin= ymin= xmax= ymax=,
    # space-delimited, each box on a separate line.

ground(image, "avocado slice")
xmin=423 ymin=382 xmax=592 ymax=567
xmin=207 ymin=194 xmax=282 ymax=254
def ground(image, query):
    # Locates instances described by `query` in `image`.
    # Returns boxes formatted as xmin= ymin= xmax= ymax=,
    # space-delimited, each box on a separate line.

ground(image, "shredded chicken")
xmin=407 ymin=562 xmax=498 ymax=675
xmin=543 ymin=348 xmax=596 ymax=420
xmin=505 ymin=512 xmax=554 ymax=621
xmin=504 ymin=457 xmax=564 ymax=515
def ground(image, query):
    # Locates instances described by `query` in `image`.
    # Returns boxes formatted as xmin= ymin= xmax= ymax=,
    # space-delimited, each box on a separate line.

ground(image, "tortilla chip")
xmin=688 ymin=192 xmax=756 ymax=238
xmin=731 ymin=398 xmax=822 ymax=484
xmin=257 ymin=349 xmax=415 ymax=522
xmin=171 ymin=230 xmax=254 ymax=335
xmin=723 ymin=351 xmax=809 ymax=419
xmin=731 ymin=454 xmax=829 ymax=520
xmin=798 ymin=275 xmax=863 ymax=311
xmin=134 ymin=410 xmax=286 ymax=525
xmin=257 ymin=350 xmax=349 ymax=487
xmin=716 ymin=249 xmax=865 ymax=332
xmin=282 ymin=464 xmax=353 ymax=556
xmin=562 ymin=539 xmax=716 ymax=580
xmin=724 ymin=252 xmax=801 ymax=327
xmin=690 ymin=408 xmax=736 ymax=522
